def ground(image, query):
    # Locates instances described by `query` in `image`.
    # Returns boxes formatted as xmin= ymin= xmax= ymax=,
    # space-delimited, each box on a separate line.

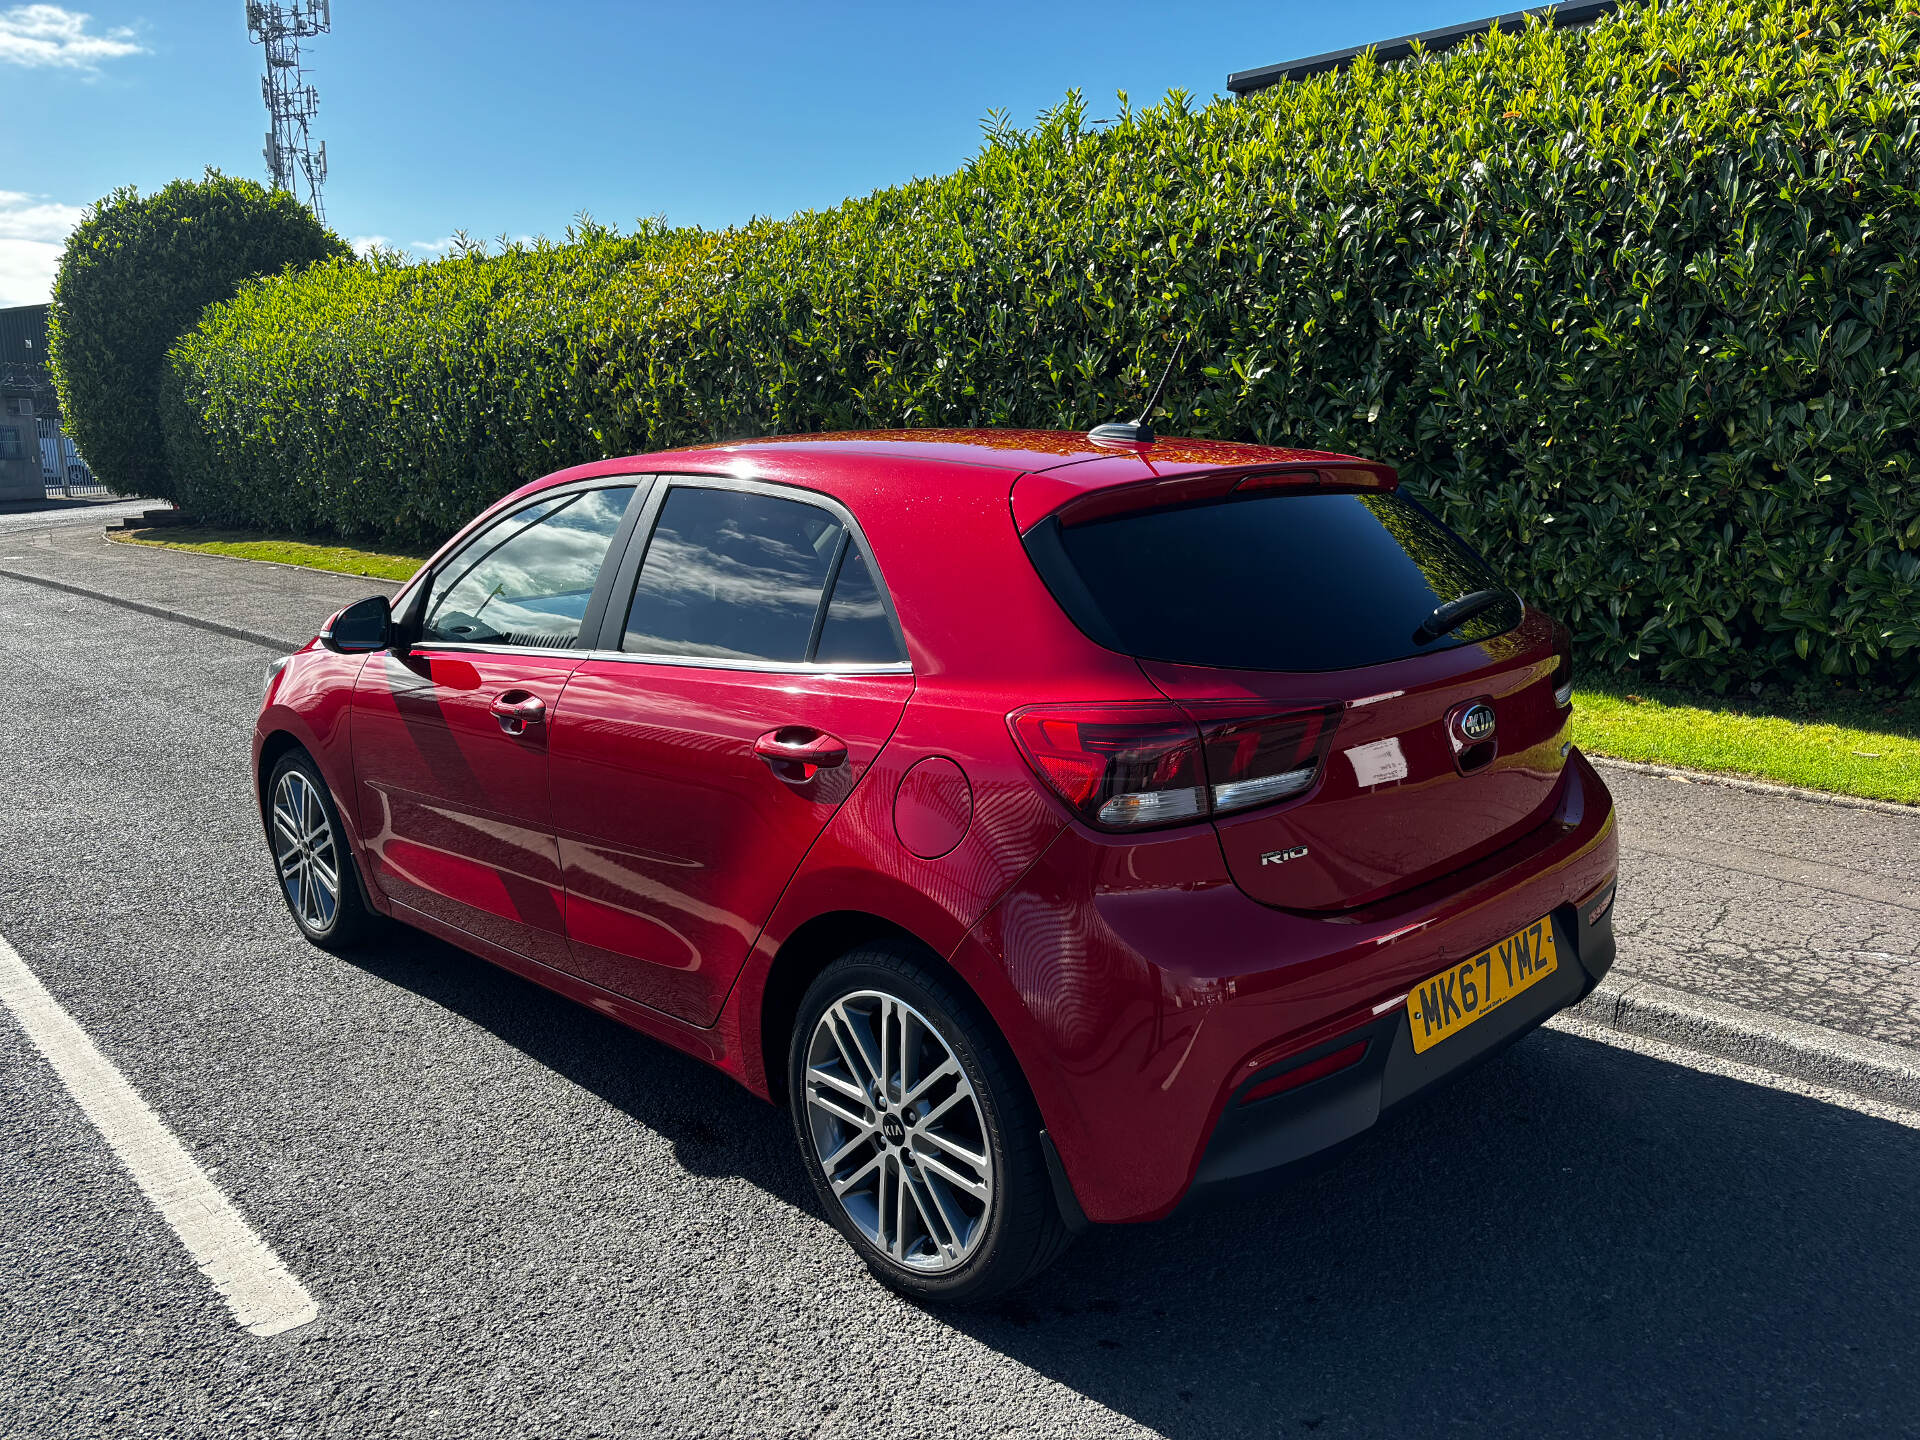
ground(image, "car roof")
xmin=523 ymin=429 xmax=1379 ymax=525
xmin=474 ymin=429 xmax=1389 ymax=685
xmin=669 ymin=429 xmax=1358 ymax=475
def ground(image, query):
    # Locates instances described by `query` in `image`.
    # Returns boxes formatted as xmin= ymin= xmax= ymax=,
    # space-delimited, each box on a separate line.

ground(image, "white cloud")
xmin=0 ymin=4 xmax=145 ymax=69
xmin=409 ymin=234 xmax=536 ymax=257
xmin=350 ymin=234 xmax=392 ymax=257
xmin=0 ymin=240 xmax=63 ymax=306
xmin=0 ymin=189 xmax=84 ymax=242
xmin=0 ymin=191 xmax=83 ymax=305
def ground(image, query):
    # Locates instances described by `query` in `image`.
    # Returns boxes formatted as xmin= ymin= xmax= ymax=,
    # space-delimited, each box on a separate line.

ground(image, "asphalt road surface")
xmin=3 ymin=506 xmax=1918 ymax=1438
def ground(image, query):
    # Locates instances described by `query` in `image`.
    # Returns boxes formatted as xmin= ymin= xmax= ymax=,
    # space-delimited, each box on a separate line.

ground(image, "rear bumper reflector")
xmin=1239 ymin=1038 xmax=1370 ymax=1106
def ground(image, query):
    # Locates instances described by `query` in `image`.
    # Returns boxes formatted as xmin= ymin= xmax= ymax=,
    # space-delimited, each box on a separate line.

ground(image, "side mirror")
xmin=320 ymin=595 xmax=393 ymax=654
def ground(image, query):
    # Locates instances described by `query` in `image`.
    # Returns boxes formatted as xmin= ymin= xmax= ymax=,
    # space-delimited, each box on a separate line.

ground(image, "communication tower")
xmin=246 ymin=1 xmax=331 ymax=225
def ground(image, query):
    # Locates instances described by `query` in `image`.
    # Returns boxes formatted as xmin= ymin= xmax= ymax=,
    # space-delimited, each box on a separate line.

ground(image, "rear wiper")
xmin=1412 ymin=588 xmax=1508 ymax=645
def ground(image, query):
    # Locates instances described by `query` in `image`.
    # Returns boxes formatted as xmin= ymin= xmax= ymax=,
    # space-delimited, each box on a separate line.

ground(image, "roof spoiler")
xmin=1016 ymin=461 xmax=1399 ymax=534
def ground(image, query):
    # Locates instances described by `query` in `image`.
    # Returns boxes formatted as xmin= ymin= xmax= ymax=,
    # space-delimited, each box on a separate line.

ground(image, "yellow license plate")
xmin=1407 ymin=918 xmax=1559 ymax=1053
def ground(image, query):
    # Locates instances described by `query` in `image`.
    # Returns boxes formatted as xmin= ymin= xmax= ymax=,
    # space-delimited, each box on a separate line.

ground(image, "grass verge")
xmin=113 ymin=527 xmax=427 ymax=583
xmin=103 ymin=526 xmax=1919 ymax=806
xmin=1572 ymin=683 xmax=1920 ymax=806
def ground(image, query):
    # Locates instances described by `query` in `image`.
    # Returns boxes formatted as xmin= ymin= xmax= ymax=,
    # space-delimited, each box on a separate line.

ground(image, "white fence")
xmin=37 ymin=416 xmax=107 ymax=498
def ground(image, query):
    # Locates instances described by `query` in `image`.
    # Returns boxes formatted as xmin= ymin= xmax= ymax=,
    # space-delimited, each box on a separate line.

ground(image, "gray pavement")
xmin=0 ymin=500 xmax=398 ymax=650
xmin=1604 ymin=766 xmax=1920 ymax=1047
xmin=2 ymin=529 xmax=1919 ymax=1437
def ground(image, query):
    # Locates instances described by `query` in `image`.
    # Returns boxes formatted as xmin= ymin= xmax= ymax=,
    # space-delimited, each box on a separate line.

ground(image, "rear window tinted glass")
xmin=1044 ymin=490 xmax=1520 ymax=672
xmin=623 ymin=487 xmax=844 ymax=662
xmin=814 ymin=547 xmax=904 ymax=664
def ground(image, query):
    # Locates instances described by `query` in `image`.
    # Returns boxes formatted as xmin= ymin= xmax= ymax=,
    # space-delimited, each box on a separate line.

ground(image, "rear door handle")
xmin=489 ymin=690 xmax=547 ymax=736
xmin=753 ymin=726 xmax=848 ymax=783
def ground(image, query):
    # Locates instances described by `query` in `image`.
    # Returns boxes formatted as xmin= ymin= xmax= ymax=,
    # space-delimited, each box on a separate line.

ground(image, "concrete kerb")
xmin=1567 ymin=974 xmax=1920 ymax=1111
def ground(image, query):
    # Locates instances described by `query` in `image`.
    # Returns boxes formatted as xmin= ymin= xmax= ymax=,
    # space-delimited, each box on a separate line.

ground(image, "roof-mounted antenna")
xmin=1088 ymin=336 xmax=1185 ymax=446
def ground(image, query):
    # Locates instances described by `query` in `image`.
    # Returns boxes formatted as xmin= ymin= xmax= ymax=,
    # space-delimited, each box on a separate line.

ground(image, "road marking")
xmin=0 ymin=932 xmax=317 ymax=1337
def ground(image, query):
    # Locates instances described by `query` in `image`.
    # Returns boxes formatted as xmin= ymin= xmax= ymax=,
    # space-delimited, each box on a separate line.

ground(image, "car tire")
xmin=265 ymin=749 xmax=378 ymax=953
xmin=788 ymin=942 xmax=1076 ymax=1304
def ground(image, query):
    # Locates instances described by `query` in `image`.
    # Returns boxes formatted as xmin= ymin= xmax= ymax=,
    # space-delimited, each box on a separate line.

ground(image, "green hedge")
xmin=163 ymin=0 xmax=1920 ymax=690
xmin=160 ymin=224 xmax=695 ymax=543
xmin=51 ymin=172 xmax=347 ymax=500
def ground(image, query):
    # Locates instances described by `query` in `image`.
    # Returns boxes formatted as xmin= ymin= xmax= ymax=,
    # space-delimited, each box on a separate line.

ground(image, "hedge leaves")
xmin=51 ymin=172 xmax=347 ymax=500
xmin=162 ymin=0 xmax=1920 ymax=690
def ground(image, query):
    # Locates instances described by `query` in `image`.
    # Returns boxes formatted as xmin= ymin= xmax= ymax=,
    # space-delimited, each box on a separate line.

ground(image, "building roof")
xmin=1227 ymin=1 xmax=1620 ymax=95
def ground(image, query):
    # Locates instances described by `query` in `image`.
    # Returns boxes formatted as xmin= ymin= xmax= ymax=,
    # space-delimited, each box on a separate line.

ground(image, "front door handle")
xmin=753 ymin=726 xmax=849 ymax=784
xmin=489 ymin=690 xmax=547 ymax=736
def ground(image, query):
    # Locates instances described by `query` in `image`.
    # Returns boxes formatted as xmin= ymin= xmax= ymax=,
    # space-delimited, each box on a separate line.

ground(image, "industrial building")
xmin=0 ymin=303 xmax=101 ymax=501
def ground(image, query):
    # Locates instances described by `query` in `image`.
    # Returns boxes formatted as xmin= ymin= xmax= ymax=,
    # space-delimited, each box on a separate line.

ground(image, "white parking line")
xmin=0 ymin=932 xmax=317 ymax=1337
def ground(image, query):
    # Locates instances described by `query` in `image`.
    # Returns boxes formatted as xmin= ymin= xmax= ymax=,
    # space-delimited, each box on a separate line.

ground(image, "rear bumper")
xmin=959 ymin=748 xmax=1618 ymax=1224
xmin=1183 ymin=896 xmax=1613 ymax=1205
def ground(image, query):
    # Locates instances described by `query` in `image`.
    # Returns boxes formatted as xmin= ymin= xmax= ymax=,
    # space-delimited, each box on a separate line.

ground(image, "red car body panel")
xmin=546 ymin=662 xmax=913 ymax=1025
xmin=351 ymin=649 xmax=581 ymax=967
xmin=253 ymin=430 xmax=1619 ymax=1226
xmin=1141 ymin=609 xmax=1569 ymax=913
xmin=960 ymin=751 xmax=1615 ymax=1222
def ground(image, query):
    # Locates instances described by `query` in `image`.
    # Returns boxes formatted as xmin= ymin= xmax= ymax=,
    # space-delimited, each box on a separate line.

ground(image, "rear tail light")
xmin=1551 ymin=622 xmax=1574 ymax=710
xmin=1197 ymin=705 xmax=1342 ymax=812
xmin=1010 ymin=706 xmax=1207 ymax=829
xmin=1009 ymin=701 xmax=1343 ymax=832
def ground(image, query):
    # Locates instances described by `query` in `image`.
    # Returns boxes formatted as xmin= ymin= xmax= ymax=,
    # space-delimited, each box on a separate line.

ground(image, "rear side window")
xmin=620 ymin=487 xmax=833 ymax=662
xmin=814 ymin=547 xmax=905 ymax=665
xmin=1034 ymin=490 xmax=1520 ymax=672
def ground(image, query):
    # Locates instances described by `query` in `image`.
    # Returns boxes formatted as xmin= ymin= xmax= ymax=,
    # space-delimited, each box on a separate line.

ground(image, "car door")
xmin=352 ymin=480 xmax=646 ymax=965
xmin=547 ymin=478 xmax=913 ymax=1025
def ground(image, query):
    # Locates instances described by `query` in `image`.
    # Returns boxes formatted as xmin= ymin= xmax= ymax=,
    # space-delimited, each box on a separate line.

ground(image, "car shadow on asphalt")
xmin=338 ymin=929 xmax=818 ymax=1213
xmin=341 ymin=933 xmax=1920 ymax=1439
xmin=950 ymin=1029 xmax=1920 ymax=1439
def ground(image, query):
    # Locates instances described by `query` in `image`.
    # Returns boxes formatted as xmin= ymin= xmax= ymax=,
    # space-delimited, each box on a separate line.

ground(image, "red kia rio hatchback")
xmin=255 ymin=429 xmax=1618 ymax=1302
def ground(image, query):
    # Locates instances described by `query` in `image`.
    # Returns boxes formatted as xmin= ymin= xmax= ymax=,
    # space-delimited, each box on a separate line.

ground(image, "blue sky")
xmin=6 ymin=0 xmax=1496 ymax=305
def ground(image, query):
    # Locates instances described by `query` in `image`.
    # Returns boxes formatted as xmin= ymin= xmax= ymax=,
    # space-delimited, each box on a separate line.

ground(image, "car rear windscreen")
xmin=1033 ymin=489 xmax=1522 ymax=672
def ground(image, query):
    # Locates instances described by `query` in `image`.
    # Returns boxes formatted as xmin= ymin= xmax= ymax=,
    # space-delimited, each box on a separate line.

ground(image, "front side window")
xmin=622 ymin=487 xmax=849 ymax=663
xmin=422 ymin=485 xmax=635 ymax=648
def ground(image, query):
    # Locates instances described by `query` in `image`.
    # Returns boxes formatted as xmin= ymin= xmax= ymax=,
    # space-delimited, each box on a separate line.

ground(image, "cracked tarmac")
xmin=1607 ymin=766 xmax=1920 ymax=1048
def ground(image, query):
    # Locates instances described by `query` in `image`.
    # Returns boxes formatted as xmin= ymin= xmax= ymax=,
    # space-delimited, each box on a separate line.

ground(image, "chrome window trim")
xmin=403 ymin=642 xmax=586 ymax=662
xmin=411 ymin=639 xmax=912 ymax=677
xmin=604 ymin=648 xmax=913 ymax=676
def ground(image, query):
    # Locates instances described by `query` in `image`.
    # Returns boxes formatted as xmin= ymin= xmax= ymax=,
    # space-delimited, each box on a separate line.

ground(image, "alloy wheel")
xmin=271 ymin=768 xmax=341 ymax=933
xmin=803 ymin=989 xmax=994 ymax=1272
